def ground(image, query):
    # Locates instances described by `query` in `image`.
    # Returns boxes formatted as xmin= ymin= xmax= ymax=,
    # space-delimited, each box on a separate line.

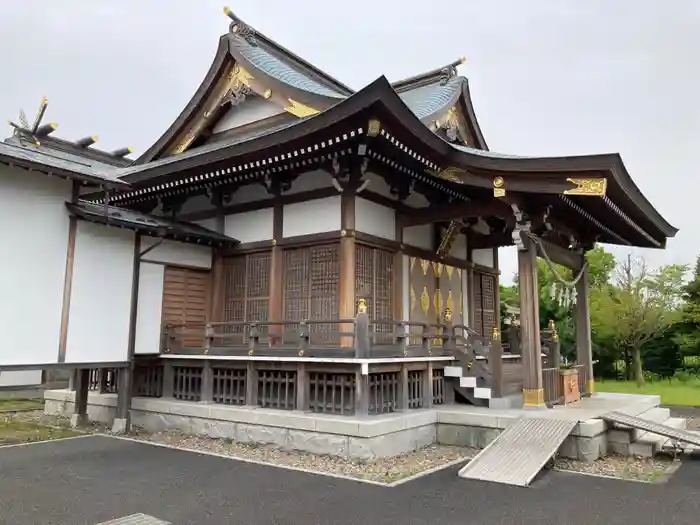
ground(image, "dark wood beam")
xmin=533 ymin=236 xmax=584 ymax=271
xmin=399 ymin=199 xmax=511 ymax=227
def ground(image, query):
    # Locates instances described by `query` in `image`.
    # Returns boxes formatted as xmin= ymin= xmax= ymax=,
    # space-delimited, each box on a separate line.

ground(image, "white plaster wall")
xmin=283 ymin=169 xmax=333 ymax=195
xmin=141 ymin=238 xmax=212 ymax=269
xmin=472 ymin=248 xmax=495 ymax=269
xmin=226 ymin=208 xmax=274 ymax=242
xmin=212 ymin=97 xmax=284 ymax=134
xmin=0 ymin=166 xmax=71 ymax=366
xmin=0 ymin=370 xmax=42 ymax=387
xmin=363 ymin=172 xmax=394 ymax=199
xmin=229 ymin=184 xmax=269 ymax=205
xmin=355 ymin=197 xmax=395 ymax=240
xmin=283 ymin=196 xmax=341 ymax=237
xmin=65 ymin=222 xmax=134 ymax=364
xmin=403 ymin=224 xmax=433 ymax=250
xmin=449 ymin=233 xmax=468 ymax=260
xmin=135 ymin=263 xmax=165 ymax=355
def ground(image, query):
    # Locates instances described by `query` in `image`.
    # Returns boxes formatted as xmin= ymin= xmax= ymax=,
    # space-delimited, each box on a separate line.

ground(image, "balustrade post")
xmin=248 ymin=323 xmax=260 ymax=355
xmin=354 ymin=299 xmax=370 ymax=358
xmin=421 ymin=325 xmax=432 ymax=355
xmin=204 ymin=324 xmax=214 ymax=355
xmin=490 ymin=328 xmax=504 ymax=399
xmin=395 ymin=322 xmax=408 ymax=356
xmin=442 ymin=308 xmax=455 ymax=353
xmin=298 ymin=322 xmax=309 ymax=356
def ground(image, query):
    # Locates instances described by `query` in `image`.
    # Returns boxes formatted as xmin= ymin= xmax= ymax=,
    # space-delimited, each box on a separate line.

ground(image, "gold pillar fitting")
xmin=522 ymin=388 xmax=545 ymax=407
xmin=586 ymin=379 xmax=596 ymax=394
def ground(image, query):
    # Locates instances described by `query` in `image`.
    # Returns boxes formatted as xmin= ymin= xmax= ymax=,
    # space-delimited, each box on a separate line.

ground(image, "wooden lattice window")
xmin=355 ymin=245 xmax=394 ymax=340
xmin=283 ymin=245 xmax=339 ymax=342
xmin=222 ymin=252 xmax=271 ymax=343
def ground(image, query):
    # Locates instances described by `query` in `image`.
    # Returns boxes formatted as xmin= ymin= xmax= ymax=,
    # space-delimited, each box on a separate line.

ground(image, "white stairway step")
xmin=459 ymin=376 xmax=477 ymax=388
xmin=444 ymin=366 xmax=463 ymax=378
xmin=609 ymin=407 xmax=672 ymax=444
xmin=629 ymin=417 xmax=687 ymax=457
xmin=474 ymin=387 xmax=492 ymax=399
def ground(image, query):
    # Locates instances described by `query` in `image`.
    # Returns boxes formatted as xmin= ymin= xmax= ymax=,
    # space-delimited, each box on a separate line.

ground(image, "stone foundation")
xmin=44 ymin=390 xmax=659 ymax=463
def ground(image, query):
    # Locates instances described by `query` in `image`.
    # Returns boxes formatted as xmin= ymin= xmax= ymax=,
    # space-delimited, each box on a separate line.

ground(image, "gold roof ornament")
xmin=493 ymin=176 xmax=506 ymax=198
xmin=8 ymin=95 xmax=51 ymax=146
xmin=563 ymin=178 xmax=608 ymax=197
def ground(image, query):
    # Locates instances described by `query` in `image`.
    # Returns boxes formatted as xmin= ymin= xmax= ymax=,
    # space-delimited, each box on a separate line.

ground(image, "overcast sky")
xmin=2 ymin=0 xmax=697 ymax=283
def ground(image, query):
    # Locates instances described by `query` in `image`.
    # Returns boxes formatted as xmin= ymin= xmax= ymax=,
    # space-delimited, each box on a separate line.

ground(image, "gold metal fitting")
xmin=493 ymin=176 xmax=505 ymax=198
xmin=271 ymin=239 xmax=277 ymax=246
xmin=247 ymin=349 xmax=254 ymax=356
xmin=459 ymin=55 xmax=466 ymax=65
xmin=443 ymin=308 xmax=453 ymax=322
xmin=357 ymin=298 xmax=368 ymax=314
xmin=367 ymin=119 xmax=381 ymax=137
xmin=298 ymin=349 xmax=304 ymax=357
xmin=340 ymin=229 xmax=347 ymax=237
xmin=491 ymin=327 xmax=501 ymax=341
xmin=263 ymin=89 xmax=272 ymax=99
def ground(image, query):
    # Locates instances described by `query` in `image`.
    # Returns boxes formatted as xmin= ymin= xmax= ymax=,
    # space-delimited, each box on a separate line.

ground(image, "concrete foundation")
xmin=44 ymin=390 xmax=662 ymax=462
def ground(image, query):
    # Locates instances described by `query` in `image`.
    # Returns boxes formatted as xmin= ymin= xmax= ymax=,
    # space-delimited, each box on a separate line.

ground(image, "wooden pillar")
xmin=393 ymin=215 xmax=404 ymax=321
xmin=57 ymin=182 xmax=81 ymax=362
xmin=575 ymin=264 xmax=594 ymax=394
xmin=339 ymin=189 xmax=356 ymax=346
xmin=269 ymin=197 xmax=284 ymax=342
xmin=493 ymin=247 xmax=501 ymax=331
xmin=518 ymin=237 xmax=545 ymax=408
xmin=466 ymin=241 xmax=476 ymax=329
xmin=208 ymin=201 xmax=226 ymax=323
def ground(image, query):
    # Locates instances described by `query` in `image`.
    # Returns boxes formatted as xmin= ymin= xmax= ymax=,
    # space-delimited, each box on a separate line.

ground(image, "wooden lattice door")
xmin=473 ymin=271 xmax=496 ymax=337
xmin=162 ymin=266 xmax=210 ymax=347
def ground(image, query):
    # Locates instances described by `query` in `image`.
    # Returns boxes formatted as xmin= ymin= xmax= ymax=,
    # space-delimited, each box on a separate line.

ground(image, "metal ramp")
xmin=458 ymin=418 xmax=577 ymax=487
xmin=603 ymin=411 xmax=700 ymax=447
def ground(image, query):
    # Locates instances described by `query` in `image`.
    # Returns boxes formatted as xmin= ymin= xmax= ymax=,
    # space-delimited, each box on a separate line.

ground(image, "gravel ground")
xmin=9 ymin=410 xmax=477 ymax=484
xmin=125 ymin=429 xmax=477 ymax=483
xmin=554 ymin=455 xmax=674 ymax=482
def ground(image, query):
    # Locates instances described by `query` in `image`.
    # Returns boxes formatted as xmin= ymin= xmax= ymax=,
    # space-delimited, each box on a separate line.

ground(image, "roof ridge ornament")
xmin=223 ymin=6 xmax=257 ymax=46
xmin=8 ymin=95 xmax=57 ymax=146
xmin=439 ymin=56 xmax=466 ymax=85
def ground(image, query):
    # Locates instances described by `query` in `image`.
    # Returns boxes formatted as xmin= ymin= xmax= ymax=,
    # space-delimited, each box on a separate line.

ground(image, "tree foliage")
xmin=674 ymin=255 xmax=700 ymax=357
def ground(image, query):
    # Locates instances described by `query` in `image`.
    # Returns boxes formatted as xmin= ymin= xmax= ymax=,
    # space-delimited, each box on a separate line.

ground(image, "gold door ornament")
xmin=446 ymin=290 xmax=455 ymax=313
xmin=434 ymin=289 xmax=443 ymax=314
xmin=410 ymin=287 xmax=416 ymax=314
xmin=445 ymin=265 xmax=454 ymax=280
xmin=420 ymin=259 xmax=430 ymax=276
xmin=432 ymin=261 xmax=444 ymax=278
xmin=420 ymin=287 xmax=430 ymax=316
xmin=410 ymin=256 xmax=416 ymax=271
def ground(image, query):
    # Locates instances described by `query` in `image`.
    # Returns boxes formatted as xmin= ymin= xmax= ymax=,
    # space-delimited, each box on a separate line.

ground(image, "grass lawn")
xmin=0 ymin=420 xmax=83 ymax=445
xmin=0 ymin=398 xmax=45 ymax=412
xmin=597 ymin=379 xmax=700 ymax=407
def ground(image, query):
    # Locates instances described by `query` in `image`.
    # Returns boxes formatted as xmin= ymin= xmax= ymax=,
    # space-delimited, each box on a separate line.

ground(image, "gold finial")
xmin=357 ymin=298 xmax=368 ymax=315
xmin=263 ymin=89 xmax=272 ymax=99
xmin=459 ymin=56 xmax=466 ymax=65
xmin=91 ymin=135 xmax=99 ymax=142
xmin=492 ymin=327 xmax=501 ymax=341
xmin=127 ymin=146 xmax=134 ymax=153
xmin=50 ymin=122 xmax=59 ymax=129
xmin=223 ymin=6 xmax=233 ymax=17
xmin=548 ymin=319 xmax=559 ymax=341
xmin=443 ymin=308 xmax=453 ymax=322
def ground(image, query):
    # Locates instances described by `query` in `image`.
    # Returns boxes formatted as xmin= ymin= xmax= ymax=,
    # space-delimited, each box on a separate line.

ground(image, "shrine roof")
xmin=0 ymin=139 xmax=128 ymax=189
xmin=66 ymin=201 xmax=239 ymax=248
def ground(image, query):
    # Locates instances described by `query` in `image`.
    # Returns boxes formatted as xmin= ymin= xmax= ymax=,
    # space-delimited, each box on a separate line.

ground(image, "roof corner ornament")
xmin=224 ymin=6 xmax=257 ymax=45
xmin=8 ymin=95 xmax=56 ymax=147
xmin=439 ymin=56 xmax=466 ymax=86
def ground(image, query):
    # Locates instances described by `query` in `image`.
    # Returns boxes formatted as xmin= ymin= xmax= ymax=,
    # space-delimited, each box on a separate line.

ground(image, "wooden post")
xmin=398 ymin=363 xmax=409 ymax=411
xmin=355 ymin=368 xmax=369 ymax=416
xmin=245 ymin=361 xmax=258 ymax=406
xmin=422 ymin=362 xmax=434 ymax=409
xmin=339 ymin=185 xmax=356 ymax=347
xmin=490 ymin=329 xmax=504 ymax=399
xmin=393 ymin=215 xmax=404 ymax=322
xmin=71 ymin=368 xmax=89 ymax=428
xmin=575 ymin=264 xmax=594 ymax=394
xmin=355 ymin=302 xmax=371 ymax=358
xmin=295 ymin=363 xmax=309 ymax=412
xmin=162 ymin=360 xmax=174 ymax=398
xmin=518 ymin=236 xmax=545 ymax=408
xmin=269 ymin=197 xmax=284 ymax=345
xmin=201 ymin=361 xmax=213 ymax=403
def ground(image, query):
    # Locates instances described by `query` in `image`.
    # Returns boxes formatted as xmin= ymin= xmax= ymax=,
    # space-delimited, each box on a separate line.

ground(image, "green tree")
xmin=674 ymin=255 xmax=700 ymax=358
xmin=590 ymin=254 xmax=688 ymax=385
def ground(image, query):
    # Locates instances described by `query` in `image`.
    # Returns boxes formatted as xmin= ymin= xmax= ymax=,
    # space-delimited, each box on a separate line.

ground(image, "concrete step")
xmin=629 ymin=417 xmax=687 ymax=457
xmin=459 ymin=376 xmax=477 ymax=388
xmin=608 ymin=407 xmax=672 ymax=444
xmin=474 ymin=387 xmax=492 ymax=399
xmin=444 ymin=366 xmax=463 ymax=378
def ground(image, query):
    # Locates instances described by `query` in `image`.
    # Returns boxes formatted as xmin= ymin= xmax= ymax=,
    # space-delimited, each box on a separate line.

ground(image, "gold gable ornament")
xmin=493 ymin=176 xmax=505 ymax=198
xmin=563 ymin=178 xmax=608 ymax=197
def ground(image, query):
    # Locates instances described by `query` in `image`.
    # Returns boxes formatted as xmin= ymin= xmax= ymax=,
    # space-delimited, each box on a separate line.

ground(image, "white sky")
xmin=1 ymin=0 xmax=697 ymax=282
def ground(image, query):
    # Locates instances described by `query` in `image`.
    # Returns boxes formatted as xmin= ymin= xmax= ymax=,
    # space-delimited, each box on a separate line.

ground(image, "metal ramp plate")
xmin=603 ymin=411 xmax=700 ymax=446
xmin=458 ymin=417 xmax=577 ymax=487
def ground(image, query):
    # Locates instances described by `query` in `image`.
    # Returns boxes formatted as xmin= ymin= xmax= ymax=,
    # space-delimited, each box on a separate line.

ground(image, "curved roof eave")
xmin=460 ymin=79 xmax=488 ymax=150
xmin=136 ymin=35 xmax=232 ymax=165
